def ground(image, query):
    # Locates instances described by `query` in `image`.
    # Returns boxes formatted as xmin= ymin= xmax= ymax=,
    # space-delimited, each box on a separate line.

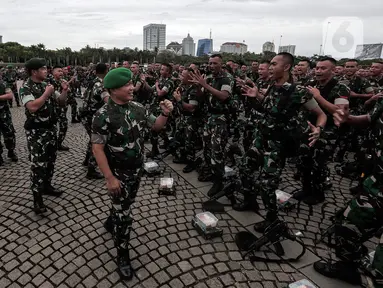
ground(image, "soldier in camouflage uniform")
xmin=294 ymin=59 xmax=312 ymax=86
xmin=4 ymin=65 xmax=21 ymax=107
xmin=241 ymin=61 xmax=271 ymax=153
xmin=294 ymin=57 xmax=350 ymax=205
xmin=247 ymin=61 xmax=259 ymax=83
xmin=190 ymin=54 xmax=234 ymax=196
xmin=20 ymin=58 xmax=68 ymax=214
xmin=0 ymin=79 xmax=18 ymax=165
xmin=369 ymin=62 xmax=383 ymax=95
xmin=130 ymin=62 xmax=147 ymax=104
xmin=238 ymin=53 xmax=327 ymax=230
xmin=173 ymin=68 xmax=201 ymax=173
xmin=335 ymin=59 xmax=374 ymax=161
xmin=49 ymin=66 xmax=71 ymax=151
xmin=80 ymin=63 xmax=109 ymax=180
xmin=62 ymin=67 xmax=80 ymax=123
xmin=314 ymin=102 xmax=383 ymax=287
xmin=142 ymin=63 xmax=175 ymax=157
xmin=91 ymin=67 xmax=173 ymax=280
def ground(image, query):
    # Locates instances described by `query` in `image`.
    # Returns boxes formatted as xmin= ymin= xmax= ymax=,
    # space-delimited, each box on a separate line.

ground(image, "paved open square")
xmin=0 ymin=104 xmax=376 ymax=288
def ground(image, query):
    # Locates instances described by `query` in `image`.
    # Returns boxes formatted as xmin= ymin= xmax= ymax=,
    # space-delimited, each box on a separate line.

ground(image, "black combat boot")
xmin=303 ymin=185 xmax=325 ymax=205
xmin=253 ymin=212 xmax=277 ymax=234
xmin=7 ymin=150 xmax=18 ymax=162
xmin=293 ymin=171 xmax=312 ymax=201
xmin=86 ymin=167 xmax=103 ymax=180
xmin=146 ymin=145 xmax=160 ymax=159
xmin=350 ymin=183 xmax=364 ymax=195
xmin=104 ymin=213 xmax=114 ymax=234
xmin=173 ymin=156 xmax=187 ymax=164
xmin=207 ymin=178 xmax=224 ymax=197
xmin=33 ymin=191 xmax=47 ymax=214
xmin=44 ymin=185 xmax=63 ymax=196
xmin=71 ymin=116 xmax=80 ymax=123
xmin=159 ymin=137 xmax=170 ymax=150
xmin=313 ymin=260 xmax=361 ymax=285
xmin=183 ymin=161 xmax=196 ymax=173
xmin=0 ymin=155 xmax=4 ymax=166
xmin=117 ymin=248 xmax=134 ymax=280
xmin=233 ymin=190 xmax=260 ymax=212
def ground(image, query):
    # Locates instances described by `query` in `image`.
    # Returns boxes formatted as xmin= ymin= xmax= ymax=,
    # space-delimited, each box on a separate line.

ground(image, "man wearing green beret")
xmin=0 ymin=76 xmax=18 ymax=165
xmin=91 ymin=67 xmax=173 ymax=280
xmin=4 ymin=64 xmax=21 ymax=107
xmin=20 ymin=58 xmax=69 ymax=214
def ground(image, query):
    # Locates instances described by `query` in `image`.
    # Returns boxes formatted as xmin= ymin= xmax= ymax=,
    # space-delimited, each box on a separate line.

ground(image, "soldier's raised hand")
xmin=173 ymin=88 xmax=181 ymax=102
xmin=45 ymin=84 xmax=54 ymax=96
xmin=160 ymin=99 xmax=174 ymax=115
xmin=333 ymin=108 xmax=349 ymax=127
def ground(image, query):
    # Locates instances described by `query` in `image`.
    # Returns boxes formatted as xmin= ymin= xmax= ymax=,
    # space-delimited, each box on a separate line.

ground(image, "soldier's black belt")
xmin=24 ymin=120 xmax=57 ymax=130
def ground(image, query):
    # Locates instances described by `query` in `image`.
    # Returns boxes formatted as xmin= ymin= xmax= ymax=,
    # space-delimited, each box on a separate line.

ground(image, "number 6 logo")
xmin=323 ymin=17 xmax=364 ymax=59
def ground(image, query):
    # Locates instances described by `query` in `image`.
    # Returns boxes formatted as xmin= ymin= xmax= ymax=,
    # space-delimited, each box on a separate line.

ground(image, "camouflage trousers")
xmin=67 ymin=96 xmax=78 ymax=119
xmin=25 ymin=128 xmax=57 ymax=198
xmin=82 ymin=116 xmax=97 ymax=170
xmin=58 ymin=107 xmax=68 ymax=146
xmin=0 ymin=109 xmax=16 ymax=155
xmin=243 ymin=123 xmax=255 ymax=153
xmin=175 ymin=116 xmax=199 ymax=162
xmin=239 ymin=131 xmax=286 ymax=220
xmin=109 ymin=168 xmax=142 ymax=255
xmin=297 ymin=137 xmax=328 ymax=192
xmin=8 ymin=84 xmax=20 ymax=107
xmin=203 ymin=115 xmax=228 ymax=179
xmin=334 ymin=161 xmax=383 ymax=287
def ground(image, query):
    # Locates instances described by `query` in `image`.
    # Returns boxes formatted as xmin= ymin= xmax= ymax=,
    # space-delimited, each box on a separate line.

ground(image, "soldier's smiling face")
xmin=111 ymin=81 xmax=134 ymax=103
xmin=344 ymin=61 xmax=358 ymax=76
xmin=315 ymin=60 xmax=334 ymax=81
xmin=370 ymin=63 xmax=383 ymax=77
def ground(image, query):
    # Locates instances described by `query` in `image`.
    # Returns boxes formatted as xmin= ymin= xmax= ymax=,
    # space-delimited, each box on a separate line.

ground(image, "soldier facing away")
xmin=91 ymin=67 xmax=173 ymax=280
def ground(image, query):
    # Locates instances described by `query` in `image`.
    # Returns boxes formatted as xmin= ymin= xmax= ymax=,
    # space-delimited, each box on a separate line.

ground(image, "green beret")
xmin=103 ymin=67 xmax=132 ymax=89
xmin=7 ymin=65 xmax=13 ymax=69
xmin=25 ymin=58 xmax=46 ymax=70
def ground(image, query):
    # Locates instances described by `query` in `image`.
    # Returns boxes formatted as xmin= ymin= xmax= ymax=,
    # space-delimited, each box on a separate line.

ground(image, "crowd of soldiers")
xmin=0 ymin=54 xmax=382 ymax=286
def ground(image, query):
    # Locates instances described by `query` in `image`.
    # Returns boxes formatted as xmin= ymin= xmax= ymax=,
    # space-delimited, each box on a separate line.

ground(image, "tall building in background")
xmin=278 ymin=45 xmax=296 ymax=55
xmin=196 ymin=39 xmax=213 ymax=57
xmin=220 ymin=42 xmax=247 ymax=54
xmin=182 ymin=33 xmax=195 ymax=56
xmin=262 ymin=41 xmax=275 ymax=53
xmin=143 ymin=24 xmax=166 ymax=51
xmin=0 ymin=36 xmax=2 ymax=44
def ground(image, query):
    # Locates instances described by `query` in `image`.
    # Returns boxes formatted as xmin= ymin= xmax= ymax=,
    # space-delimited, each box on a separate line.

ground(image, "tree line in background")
xmin=0 ymin=41 xmax=381 ymax=67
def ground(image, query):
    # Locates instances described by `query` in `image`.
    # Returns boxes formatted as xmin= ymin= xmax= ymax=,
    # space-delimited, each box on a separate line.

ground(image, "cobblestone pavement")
xmin=0 ymin=102 xmax=376 ymax=288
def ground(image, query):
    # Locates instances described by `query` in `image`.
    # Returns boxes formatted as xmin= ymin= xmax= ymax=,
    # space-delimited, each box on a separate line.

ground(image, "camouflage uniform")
xmin=174 ymin=84 xmax=200 ymax=163
xmin=4 ymin=69 xmax=20 ymax=107
xmin=369 ymin=75 xmax=383 ymax=95
xmin=247 ymin=71 xmax=259 ymax=83
xmin=243 ymin=77 xmax=270 ymax=152
xmin=51 ymin=78 xmax=68 ymax=147
xmin=148 ymin=77 xmax=174 ymax=155
xmin=132 ymin=73 xmax=149 ymax=105
xmin=81 ymin=77 xmax=109 ymax=170
xmin=92 ymin=99 xmax=156 ymax=272
xmin=320 ymin=99 xmax=383 ymax=287
xmin=0 ymin=81 xmax=16 ymax=161
xmin=240 ymin=82 xmax=318 ymax=221
xmin=202 ymin=71 xmax=234 ymax=181
xmin=64 ymin=76 xmax=78 ymax=121
xmin=20 ymin=78 xmax=59 ymax=208
xmin=297 ymin=78 xmax=350 ymax=202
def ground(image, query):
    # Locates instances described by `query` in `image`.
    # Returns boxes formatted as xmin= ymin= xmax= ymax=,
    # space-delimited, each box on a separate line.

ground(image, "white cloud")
xmin=0 ymin=0 xmax=382 ymax=56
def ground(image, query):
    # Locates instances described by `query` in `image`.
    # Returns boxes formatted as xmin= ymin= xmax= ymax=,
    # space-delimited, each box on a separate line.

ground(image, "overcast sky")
xmin=1 ymin=0 xmax=383 ymax=57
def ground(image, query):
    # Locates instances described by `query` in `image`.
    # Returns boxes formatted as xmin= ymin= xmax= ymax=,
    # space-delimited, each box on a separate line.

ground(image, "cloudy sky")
xmin=1 ymin=0 xmax=383 ymax=57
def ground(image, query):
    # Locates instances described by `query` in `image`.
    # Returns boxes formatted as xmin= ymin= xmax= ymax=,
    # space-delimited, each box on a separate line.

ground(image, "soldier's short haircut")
xmin=95 ymin=63 xmax=108 ymax=74
xmin=132 ymin=61 xmax=139 ymax=65
xmin=346 ymin=59 xmax=359 ymax=64
xmin=260 ymin=60 xmax=270 ymax=65
xmin=52 ymin=65 xmax=62 ymax=70
xmin=277 ymin=52 xmax=294 ymax=68
xmin=319 ymin=57 xmax=337 ymax=65
xmin=161 ymin=63 xmax=173 ymax=73
xmin=298 ymin=58 xmax=311 ymax=66
xmin=372 ymin=60 xmax=383 ymax=65
xmin=210 ymin=54 xmax=223 ymax=60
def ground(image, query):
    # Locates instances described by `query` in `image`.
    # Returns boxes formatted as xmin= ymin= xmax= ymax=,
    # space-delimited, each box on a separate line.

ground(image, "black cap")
xmin=25 ymin=58 xmax=46 ymax=70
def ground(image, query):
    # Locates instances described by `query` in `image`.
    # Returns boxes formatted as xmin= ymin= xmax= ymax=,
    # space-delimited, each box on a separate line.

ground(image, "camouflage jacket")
xmin=152 ymin=76 xmax=174 ymax=102
xmin=305 ymin=78 xmax=350 ymax=128
xmin=91 ymin=99 xmax=156 ymax=169
xmin=178 ymin=84 xmax=200 ymax=117
xmin=369 ymin=76 xmax=383 ymax=94
xmin=20 ymin=78 xmax=59 ymax=130
xmin=246 ymin=77 xmax=271 ymax=121
xmin=247 ymin=71 xmax=259 ymax=83
xmin=3 ymin=70 xmax=17 ymax=84
xmin=368 ymin=98 xmax=383 ymax=184
xmin=339 ymin=75 xmax=373 ymax=112
xmin=257 ymin=82 xmax=317 ymax=140
xmin=0 ymin=80 xmax=11 ymax=111
xmin=204 ymin=71 xmax=234 ymax=115
xmin=294 ymin=74 xmax=312 ymax=86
